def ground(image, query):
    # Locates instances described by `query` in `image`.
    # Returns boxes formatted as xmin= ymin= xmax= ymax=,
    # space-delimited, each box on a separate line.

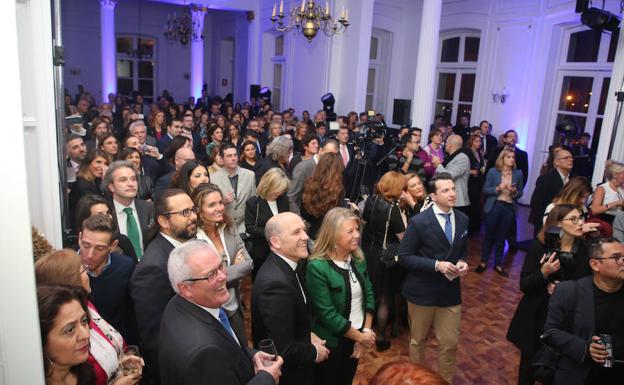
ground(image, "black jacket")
xmin=130 ymin=233 xmax=175 ymax=385
xmin=251 ymin=253 xmax=316 ymax=385
xmin=159 ymin=295 xmax=275 ymax=385
xmin=529 ymin=169 xmax=565 ymax=226
xmin=245 ymin=195 xmax=290 ymax=264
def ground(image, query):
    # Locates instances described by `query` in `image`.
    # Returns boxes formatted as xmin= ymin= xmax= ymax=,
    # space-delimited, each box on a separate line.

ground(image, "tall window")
xmin=272 ymin=35 xmax=284 ymax=111
xmin=551 ymin=27 xmax=617 ymax=153
xmin=116 ymin=36 xmax=156 ymax=103
xmin=365 ymin=28 xmax=392 ymax=114
xmin=434 ymin=33 xmax=480 ymax=125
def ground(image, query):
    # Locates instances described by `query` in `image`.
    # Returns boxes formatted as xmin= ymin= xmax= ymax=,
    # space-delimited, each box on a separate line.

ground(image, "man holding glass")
xmin=160 ymin=240 xmax=283 ymax=385
xmin=251 ymin=213 xmax=330 ymax=385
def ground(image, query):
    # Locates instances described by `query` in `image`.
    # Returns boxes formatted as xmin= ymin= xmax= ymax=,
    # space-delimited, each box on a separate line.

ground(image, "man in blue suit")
xmin=398 ymin=172 xmax=469 ymax=384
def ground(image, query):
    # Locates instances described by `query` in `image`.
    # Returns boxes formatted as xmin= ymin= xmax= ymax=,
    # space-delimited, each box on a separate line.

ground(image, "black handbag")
xmin=379 ymin=200 xmax=400 ymax=268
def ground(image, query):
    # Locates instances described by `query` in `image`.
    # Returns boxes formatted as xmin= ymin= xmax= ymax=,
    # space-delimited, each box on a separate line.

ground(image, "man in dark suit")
xmin=543 ymin=238 xmax=624 ymax=385
xmin=103 ymin=161 xmax=154 ymax=260
xmin=336 ymin=126 xmax=358 ymax=197
xmin=252 ymin=213 xmax=329 ymax=385
xmin=153 ymin=146 xmax=195 ymax=201
xmin=130 ymin=188 xmax=198 ymax=385
xmin=159 ymin=240 xmax=283 ymax=385
xmin=288 ymin=140 xmax=339 ymax=215
xmin=478 ymin=120 xmax=498 ymax=162
xmin=453 ymin=114 xmax=471 ymax=142
xmin=487 ymin=130 xmax=529 ymax=188
xmin=78 ymin=214 xmax=138 ymax=344
xmin=156 ymin=118 xmax=183 ymax=154
xmin=529 ymin=147 xmax=573 ymax=237
xmin=398 ymin=172 xmax=469 ymax=384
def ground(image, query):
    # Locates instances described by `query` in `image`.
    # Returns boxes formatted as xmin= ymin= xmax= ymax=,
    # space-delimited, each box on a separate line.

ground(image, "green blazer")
xmin=306 ymin=257 xmax=375 ymax=348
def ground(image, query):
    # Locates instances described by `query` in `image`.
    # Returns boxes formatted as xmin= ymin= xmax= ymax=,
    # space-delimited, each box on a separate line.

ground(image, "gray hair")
xmin=102 ymin=160 xmax=136 ymax=188
xmin=167 ymin=240 xmax=215 ymax=294
xmin=129 ymin=120 xmax=146 ymax=134
xmin=266 ymin=135 xmax=293 ymax=161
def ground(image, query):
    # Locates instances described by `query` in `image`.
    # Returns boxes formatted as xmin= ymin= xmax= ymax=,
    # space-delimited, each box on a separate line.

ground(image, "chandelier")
xmin=270 ymin=0 xmax=350 ymax=42
xmin=163 ymin=4 xmax=207 ymax=45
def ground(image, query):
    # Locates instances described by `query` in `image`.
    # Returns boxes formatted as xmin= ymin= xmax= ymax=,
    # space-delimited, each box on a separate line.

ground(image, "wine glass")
xmin=120 ymin=345 xmax=141 ymax=376
xmin=257 ymin=339 xmax=278 ymax=366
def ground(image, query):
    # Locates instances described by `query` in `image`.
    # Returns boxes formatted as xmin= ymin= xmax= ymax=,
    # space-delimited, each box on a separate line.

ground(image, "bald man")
xmin=251 ymin=213 xmax=329 ymax=385
xmin=153 ymin=147 xmax=196 ymax=201
xmin=432 ymin=135 xmax=471 ymax=215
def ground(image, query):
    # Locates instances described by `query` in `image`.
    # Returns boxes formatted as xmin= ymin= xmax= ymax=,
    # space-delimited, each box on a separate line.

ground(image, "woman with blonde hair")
xmin=590 ymin=159 xmax=624 ymax=224
xmin=301 ymin=152 xmax=347 ymax=239
xmin=477 ymin=146 xmax=523 ymax=276
xmin=245 ymin=168 xmax=290 ymax=278
xmin=361 ymin=171 xmax=406 ymax=351
xmin=307 ymin=207 xmax=376 ymax=385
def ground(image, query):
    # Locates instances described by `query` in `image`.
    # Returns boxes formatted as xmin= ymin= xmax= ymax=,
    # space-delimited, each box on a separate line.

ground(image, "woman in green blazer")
xmin=306 ymin=207 xmax=376 ymax=385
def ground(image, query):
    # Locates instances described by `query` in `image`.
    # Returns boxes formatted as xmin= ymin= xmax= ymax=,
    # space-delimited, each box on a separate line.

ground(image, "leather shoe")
xmin=475 ymin=264 xmax=487 ymax=273
xmin=494 ymin=266 xmax=509 ymax=277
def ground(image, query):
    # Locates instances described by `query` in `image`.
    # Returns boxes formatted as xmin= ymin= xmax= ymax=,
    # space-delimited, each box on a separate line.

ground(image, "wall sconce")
xmin=492 ymin=87 xmax=509 ymax=103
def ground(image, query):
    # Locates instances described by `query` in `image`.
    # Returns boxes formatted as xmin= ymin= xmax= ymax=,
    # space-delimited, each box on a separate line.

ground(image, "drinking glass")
xmin=120 ymin=345 xmax=141 ymax=376
xmin=257 ymin=339 xmax=278 ymax=366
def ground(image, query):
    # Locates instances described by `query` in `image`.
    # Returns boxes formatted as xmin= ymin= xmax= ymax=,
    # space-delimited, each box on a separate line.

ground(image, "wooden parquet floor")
xmin=241 ymin=207 xmax=535 ymax=385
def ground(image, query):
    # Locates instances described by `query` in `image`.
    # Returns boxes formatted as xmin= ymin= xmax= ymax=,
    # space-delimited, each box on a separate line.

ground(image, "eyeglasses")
xmin=164 ymin=206 xmax=199 ymax=218
xmin=592 ymin=254 xmax=624 ymax=266
xmin=561 ymin=215 xmax=585 ymax=224
xmin=183 ymin=261 xmax=227 ymax=283
xmin=557 ymin=156 xmax=573 ymax=161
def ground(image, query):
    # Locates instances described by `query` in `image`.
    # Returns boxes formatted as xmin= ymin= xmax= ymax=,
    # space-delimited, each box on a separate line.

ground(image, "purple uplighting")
xmin=100 ymin=1 xmax=117 ymax=101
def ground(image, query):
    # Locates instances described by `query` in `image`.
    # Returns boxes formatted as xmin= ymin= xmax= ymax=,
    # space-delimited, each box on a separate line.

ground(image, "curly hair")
xmin=302 ymin=152 xmax=344 ymax=217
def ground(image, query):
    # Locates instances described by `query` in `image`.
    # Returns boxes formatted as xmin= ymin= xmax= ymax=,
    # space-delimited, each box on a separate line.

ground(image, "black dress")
xmin=466 ymin=148 xmax=484 ymax=235
xmin=507 ymin=239 xmax=592 ymax=385
xmin=361 ymin=195 xmax=406 ymax=296
xmin=68 ymin=177 xmax=103 ymax=232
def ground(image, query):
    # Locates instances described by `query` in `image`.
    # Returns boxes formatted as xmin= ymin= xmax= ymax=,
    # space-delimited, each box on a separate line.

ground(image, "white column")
xmin=190 ymin=6 xmax=207 ymax=99
xmin=593 ymin=11 xmax=624 ymax=185
xmin=100 ymin=0 xmax=117 ymax=102
xmin=410 ymin=0 xmax=442 ymax=138
xmin=246 ymin=5 xmax=261 ymax=101
xmin=2 ymin=0 xmax=48 ymax=384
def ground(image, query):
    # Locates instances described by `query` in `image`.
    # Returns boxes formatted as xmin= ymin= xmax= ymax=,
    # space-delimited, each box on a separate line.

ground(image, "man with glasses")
xmin=530 ymin=148 xmax=575 ymax=237
xmin=251 ymin=213 xmax=329 ymax=385
xmin=78 ymin=214 xmax=138 ymax=344
xmin=543 ymin=238 xmax=624 ymax=384
xmin=160 ymin=240 xmax=283 ymax=385
xmin=131 ymin=188 xmax=198 ymax=385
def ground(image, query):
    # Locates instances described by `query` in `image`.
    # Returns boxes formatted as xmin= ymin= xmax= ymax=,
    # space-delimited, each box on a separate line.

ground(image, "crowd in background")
xmin=35 ymin=85 xmax=624 ymax=385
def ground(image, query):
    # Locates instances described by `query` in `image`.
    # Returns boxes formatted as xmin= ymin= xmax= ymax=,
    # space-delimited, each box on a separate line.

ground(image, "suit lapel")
xmin=451 ymin=210 xmax=466 ymax=249
xmin=269 ymin=254 xmax=307 ymax=306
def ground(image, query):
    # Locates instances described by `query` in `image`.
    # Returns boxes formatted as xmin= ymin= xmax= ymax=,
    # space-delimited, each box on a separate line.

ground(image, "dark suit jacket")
xmin=529 ymin=169 xmax=565 ymax=227
xmin=542 ymin=276 xmax=595 ymax=385
xmin=153 ymin=171 xmax=174 ymax=202
xmin=130 ymin=233 xmax=175 ymax=385
xmin=398 ymin=207 xmax=469 ymax=307
xmin=159 ymin=295 xmax=275 ymax=385
xmin=156 ymin=134 xmax=173 ymax=155
xmin=251 ymin=253 xmax=316 ymax=385
xmin=113 ymin=198 xmax=154 ymax=249
xmin=245 ymin=196 xmax=290 ymax=264
xmin=482 ymin=134 xmax=498 ymax=162
xmin=254 ymin=158 xmax=289 ymax=186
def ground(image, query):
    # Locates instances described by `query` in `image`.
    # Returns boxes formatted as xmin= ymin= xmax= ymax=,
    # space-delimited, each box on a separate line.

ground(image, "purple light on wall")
xmin=189 ymin=7 xmax=206 ymax=98
xmin=100 ymin=1 xmax=117 ymax=102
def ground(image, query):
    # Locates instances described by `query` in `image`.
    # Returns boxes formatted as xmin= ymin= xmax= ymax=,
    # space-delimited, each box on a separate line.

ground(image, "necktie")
xmin=218 ymin=308 xmax=239 ymax=344
xmin=123 ymin=207 xmax=142 ymax=259
xmin=441 ymin=213 xmax=453 ymax=244
xmin=341 ymin=145 xmax=349 ymax=167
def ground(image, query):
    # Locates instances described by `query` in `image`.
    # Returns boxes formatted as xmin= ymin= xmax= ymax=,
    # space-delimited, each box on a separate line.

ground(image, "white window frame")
xmin=115 ymin=35 xmax=157 ymax=102
xmin=435 ymin=31 xmax=480 ymax=125
xmin=366 ymin=28 xmax=392 ymax=115
xmin=271 ymin=34 xmax=285 ymax=111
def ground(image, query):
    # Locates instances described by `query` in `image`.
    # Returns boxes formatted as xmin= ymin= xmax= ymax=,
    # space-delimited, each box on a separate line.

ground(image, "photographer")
xmin=507 ymin=204 xmax=600 ymax=385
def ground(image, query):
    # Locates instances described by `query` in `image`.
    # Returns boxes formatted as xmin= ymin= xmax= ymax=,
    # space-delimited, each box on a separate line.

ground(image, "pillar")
xmin=100 ymin=0 xmax=117 ymax=102
xmin=410 ymin=0 xmax=442 ymax=138
xmin=190 ymin=5 xmax=207 ymax=99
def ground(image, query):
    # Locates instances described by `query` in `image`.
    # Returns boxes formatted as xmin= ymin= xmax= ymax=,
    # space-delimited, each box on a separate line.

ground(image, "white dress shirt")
xmin=113 ymin=199 xmax=144 ymax=253
xmin=275 ymin=253 xmax=306 ymax=304
xmin=432 ymin=203 xmax=455 ymax=243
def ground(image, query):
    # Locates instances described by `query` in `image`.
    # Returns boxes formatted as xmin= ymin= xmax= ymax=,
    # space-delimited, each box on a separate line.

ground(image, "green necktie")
xmin=123 ymin=207 xmax=143 ymax=260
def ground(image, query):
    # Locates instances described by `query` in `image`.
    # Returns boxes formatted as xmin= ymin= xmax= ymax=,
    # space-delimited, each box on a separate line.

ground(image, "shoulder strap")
xmin=255 ymin=199 xmax=260 ymax=227
xmin=382 ymin=202 xmax=394 ymax=249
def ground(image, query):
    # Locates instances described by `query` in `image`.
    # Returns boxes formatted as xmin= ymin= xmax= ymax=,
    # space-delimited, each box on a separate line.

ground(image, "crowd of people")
xmin=34 ymin=86 xmax=624 ymax=385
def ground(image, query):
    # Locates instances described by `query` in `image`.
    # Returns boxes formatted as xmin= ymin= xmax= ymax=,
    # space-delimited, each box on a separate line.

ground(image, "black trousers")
xmin=314 ymin=337 xmax=358 ymax=385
